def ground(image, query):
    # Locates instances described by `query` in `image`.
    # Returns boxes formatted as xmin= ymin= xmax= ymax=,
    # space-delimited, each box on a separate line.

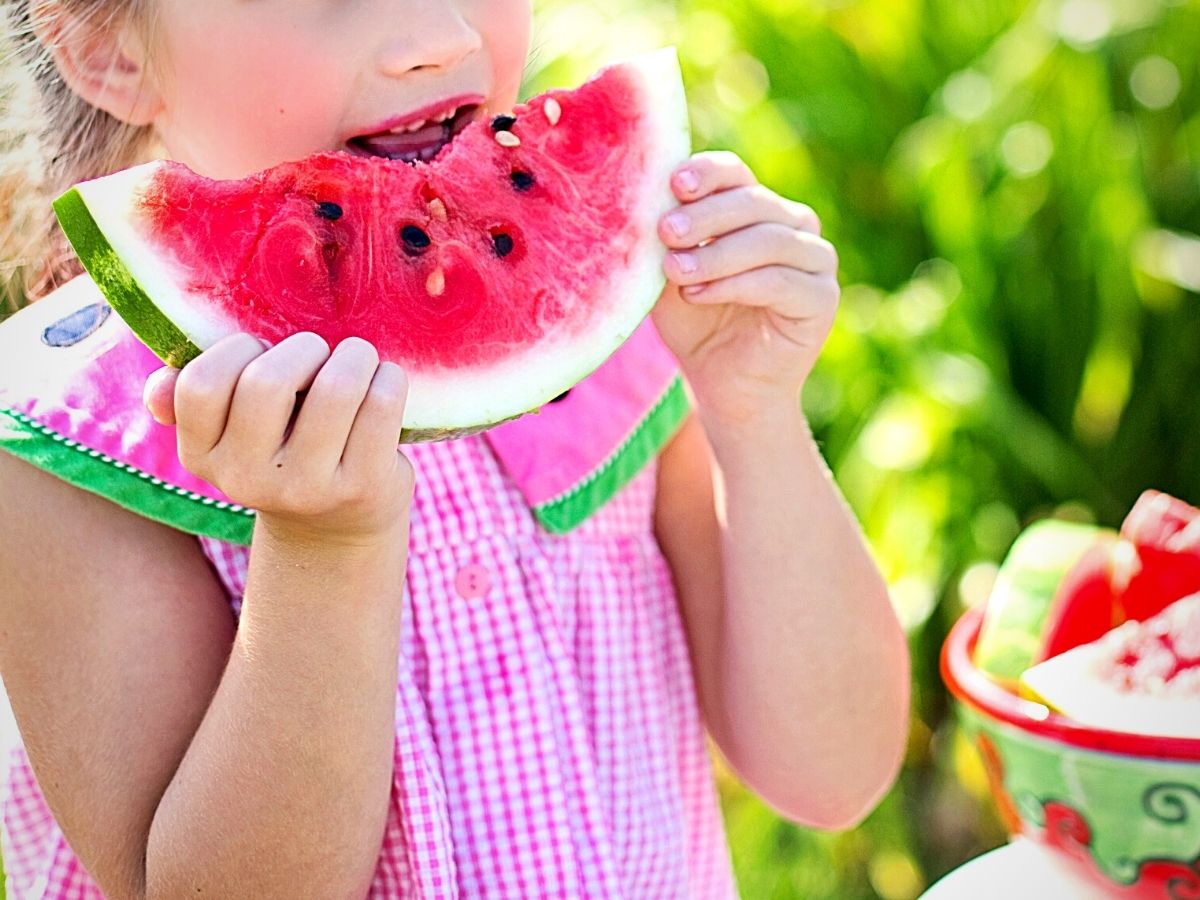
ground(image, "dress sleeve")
xmin=481 ymin=314 xmax=691 ymax=534
xmin=0 ymin=284 xmax=255 ymax=545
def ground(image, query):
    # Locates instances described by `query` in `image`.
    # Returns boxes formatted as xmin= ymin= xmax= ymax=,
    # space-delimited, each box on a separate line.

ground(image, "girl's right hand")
xmin=142 ymin=331 xmax=415 ymax=546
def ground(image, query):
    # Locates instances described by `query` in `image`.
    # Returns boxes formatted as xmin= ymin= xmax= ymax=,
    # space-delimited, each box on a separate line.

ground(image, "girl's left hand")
xmin=650 ymin=151 xmax=840 ymax=425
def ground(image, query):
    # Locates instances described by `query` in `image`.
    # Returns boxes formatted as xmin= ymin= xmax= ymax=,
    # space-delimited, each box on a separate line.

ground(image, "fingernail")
xmin=672 ymin=252 xmax=698 ymax=274
xmin=683 ymin=283 xmax=706 ymax=296
xmin=665 ymin=212 xmax=690 ymax=238
xmin=677 ymin=169 xmax=699 ymax=193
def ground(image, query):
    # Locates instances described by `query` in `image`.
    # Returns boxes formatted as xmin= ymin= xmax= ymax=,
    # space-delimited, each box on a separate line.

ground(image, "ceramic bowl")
xmin=941 ymin=606 xmax=1200 ymax=898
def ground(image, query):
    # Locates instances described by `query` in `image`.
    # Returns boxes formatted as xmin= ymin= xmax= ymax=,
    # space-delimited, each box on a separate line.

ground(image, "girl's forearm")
xmin=700 ymin=402 xmax=910 ymax=830
xmin=145 ymin=517 xmax=408 ymax=900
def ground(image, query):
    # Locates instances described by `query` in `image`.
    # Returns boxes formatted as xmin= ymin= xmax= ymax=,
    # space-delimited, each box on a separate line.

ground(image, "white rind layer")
xmin=74 ymin=160 xmax=239 ymax=352
xmin=72 ymin=48 xmax=691 ymax=433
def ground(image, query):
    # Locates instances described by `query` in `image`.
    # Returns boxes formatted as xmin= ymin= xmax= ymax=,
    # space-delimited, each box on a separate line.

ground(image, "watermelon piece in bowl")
xmin=971 ymin=519 xmax=1115 ymax=686
xmin=943 ymin=606 xmax=1200 ymax=899
xmin=1020 ymin=593 xmax=1200 ymax=739
xmin=1037 ymin=491 xmax=1200 ymax=661
xmin=52 ymin=49 xmax=692 ymax=443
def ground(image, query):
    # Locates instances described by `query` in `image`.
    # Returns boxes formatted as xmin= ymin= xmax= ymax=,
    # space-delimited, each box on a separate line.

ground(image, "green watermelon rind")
xmin=974 ymin=520 xmax=1107 ymax=682
xmin=52 ymin=48 xmax=692 ymax=444
xmin=53 ymin=186 xmax=203 ymax=370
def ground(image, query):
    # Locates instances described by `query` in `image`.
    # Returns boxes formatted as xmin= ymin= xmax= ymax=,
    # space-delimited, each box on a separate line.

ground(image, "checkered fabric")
xmin=1 ymin=434 xmax=739 ymax=898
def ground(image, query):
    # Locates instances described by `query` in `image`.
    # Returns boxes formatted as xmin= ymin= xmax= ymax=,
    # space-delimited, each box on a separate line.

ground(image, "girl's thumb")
xmin=143 ymin=366 xmax=181 ymax=425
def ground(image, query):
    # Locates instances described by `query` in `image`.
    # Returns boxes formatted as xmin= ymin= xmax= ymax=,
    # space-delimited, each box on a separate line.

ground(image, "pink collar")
xmin=0 ymin=282 xmax=689 ymax=542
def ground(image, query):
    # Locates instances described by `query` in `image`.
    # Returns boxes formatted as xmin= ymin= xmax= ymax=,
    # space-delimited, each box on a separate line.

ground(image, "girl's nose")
xmin=375 ymin=5 xmax=483 ymax=76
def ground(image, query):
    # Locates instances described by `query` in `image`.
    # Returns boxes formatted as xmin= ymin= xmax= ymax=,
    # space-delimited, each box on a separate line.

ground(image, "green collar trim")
xmin=532 ymin=373 xmax=690 ymax=534
xmin=0 ymin=406 xmax=255 ymax=545
xmin=0 ymin=373 xmax=689 ymax=543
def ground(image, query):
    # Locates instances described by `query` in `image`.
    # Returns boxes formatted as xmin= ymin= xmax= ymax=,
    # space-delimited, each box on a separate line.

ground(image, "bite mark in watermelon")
xmin=52 ymin=49 xmax=691 ymax=442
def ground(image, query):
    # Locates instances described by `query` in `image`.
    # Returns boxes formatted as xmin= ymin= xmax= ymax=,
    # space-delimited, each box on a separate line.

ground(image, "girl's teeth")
xmin=392 ymin=119 xmax=428 ymax=134
xmin=388 ymin=107 xmax=459 ymax=135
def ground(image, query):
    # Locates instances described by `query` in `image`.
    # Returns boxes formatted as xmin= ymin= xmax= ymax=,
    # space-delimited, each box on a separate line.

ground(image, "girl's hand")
xmin=142 ymin=332 xmax=415 ymax=546
xmin=651 ymin=151 xmax=840 ymax=425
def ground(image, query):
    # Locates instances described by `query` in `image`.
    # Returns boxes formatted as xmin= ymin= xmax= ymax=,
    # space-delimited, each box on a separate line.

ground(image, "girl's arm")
xmin=654 ymin=407 xmax=909 ymax=831
xmin=0 ymin=456 xmax=407 ymax=899
xmin=649 ymin=151 xmax=909 ymax=830
xmin=146 ymin=518 xmax=408 ymax=899
xmin=0 ymin=327 xmax=415 ymax=899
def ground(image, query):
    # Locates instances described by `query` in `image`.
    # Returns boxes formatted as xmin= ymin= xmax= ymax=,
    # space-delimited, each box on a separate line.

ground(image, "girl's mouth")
xmin=346 ymin=104 xmax=481 ymax=163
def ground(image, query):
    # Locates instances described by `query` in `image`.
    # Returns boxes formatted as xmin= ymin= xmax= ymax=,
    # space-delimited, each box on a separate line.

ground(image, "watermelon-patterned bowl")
xmin=941 ymin=606 xmax=1200 ymax=898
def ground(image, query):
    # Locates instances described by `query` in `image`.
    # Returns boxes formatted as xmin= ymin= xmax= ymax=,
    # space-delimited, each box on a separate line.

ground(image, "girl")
xmin=0 ymin=1 xmax=909 ymax=897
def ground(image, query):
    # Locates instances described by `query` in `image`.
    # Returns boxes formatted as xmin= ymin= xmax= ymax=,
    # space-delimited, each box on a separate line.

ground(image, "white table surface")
xmin=920 ymin=837 xmax=1111 ymax=898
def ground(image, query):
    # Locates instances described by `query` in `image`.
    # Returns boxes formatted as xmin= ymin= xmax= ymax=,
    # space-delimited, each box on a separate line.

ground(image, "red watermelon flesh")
xmin=1119 ymin=490 xmax=1200 ymax=619
xmin=53 ymin=49 xmax=691 ymax=441
xmin=1038 ymin=491 xmax=1200 ymax=661
xmin=139 ymin=86 xmax=644 ymax=371
xmin=1037 ymin=536 xmax=1129 ymax=662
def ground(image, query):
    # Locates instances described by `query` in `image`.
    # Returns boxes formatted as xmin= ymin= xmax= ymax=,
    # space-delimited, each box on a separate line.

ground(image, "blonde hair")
xmin=0 ymin=0 xmax=160 ymax=312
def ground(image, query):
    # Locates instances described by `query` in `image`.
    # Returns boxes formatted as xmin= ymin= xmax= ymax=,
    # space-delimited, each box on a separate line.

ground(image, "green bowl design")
xmin=957 ymin=705 xmax=1200 ymax=892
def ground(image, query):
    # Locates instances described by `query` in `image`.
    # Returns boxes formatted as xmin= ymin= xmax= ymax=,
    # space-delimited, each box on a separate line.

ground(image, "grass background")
xmin=2 ymin=0 xmax=1199 ymax=895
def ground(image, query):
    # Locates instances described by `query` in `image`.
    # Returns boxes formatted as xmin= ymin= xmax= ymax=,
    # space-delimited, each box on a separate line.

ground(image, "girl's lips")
xmin=346 ymin=103 xmax=481 ymax=162
xmin=349 ymin=93 xmax=486 ymax=142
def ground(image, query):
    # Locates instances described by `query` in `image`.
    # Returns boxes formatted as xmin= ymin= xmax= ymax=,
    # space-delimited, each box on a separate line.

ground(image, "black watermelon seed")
xmin=493 ymin=232 xmax=515 ymax=258
xmin=315 ymin=201 xmax=343 ymax=221
xmin=549 ymin=389 xmax=571 ymax=404
xmin=401 ymin=224 xmax=432 ymax=256
xmin=510 ymin=171 xmax=535 ymax=192
xmin=491 ymin=114 xmax=517 ymax=132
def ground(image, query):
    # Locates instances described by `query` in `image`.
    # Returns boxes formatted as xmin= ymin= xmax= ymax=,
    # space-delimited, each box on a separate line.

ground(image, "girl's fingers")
xmin=281 ymin=336 xmax=381 ymax=474
xmin=174 ymin=333 xmax=269 ymax=457
xmin=664 ymin=222 xmax=838 ymax=287
xmin=671 ymin=150 xmax=758 ymax=202
xmin=680 ymin=267 xmax=840 ymax=315
xmin=219 ymin=331 xmax=332 ymax=461
xmin=339 ymin=361 xmax=410 ymax=484
xmin=143 ymin=366 xmax=181 ymax=425
xmin=659 ymin=185 xmax=822 ymax=249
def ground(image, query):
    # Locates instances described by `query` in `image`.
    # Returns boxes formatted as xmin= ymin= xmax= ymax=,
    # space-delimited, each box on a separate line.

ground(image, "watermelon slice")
xmin=1117 ymin=490 xmax=1200 ymax=619
xmin=973 ymin=520 xmax=1115 ymax=684
xmin=1038 ymin=491 xmax=1200 ymax=661
xmin=52 ymin=49 xmax=690 ymax=442
xmin=1020 ymin=593 xmax=1200 ymax=738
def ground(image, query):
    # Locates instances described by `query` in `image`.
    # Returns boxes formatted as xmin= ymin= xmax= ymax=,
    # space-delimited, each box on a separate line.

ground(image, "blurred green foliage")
xmin=522 ymin=0 xmax=1198 ymax=896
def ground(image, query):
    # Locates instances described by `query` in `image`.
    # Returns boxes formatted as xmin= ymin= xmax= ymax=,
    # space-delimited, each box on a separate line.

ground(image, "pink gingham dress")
xmin=0 ymin=282 xmax=740 ymax=898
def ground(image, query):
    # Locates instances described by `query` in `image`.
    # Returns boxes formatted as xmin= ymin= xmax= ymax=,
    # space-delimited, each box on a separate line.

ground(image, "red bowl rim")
xmin=940 ymin=606 xmax=1200 ymax=762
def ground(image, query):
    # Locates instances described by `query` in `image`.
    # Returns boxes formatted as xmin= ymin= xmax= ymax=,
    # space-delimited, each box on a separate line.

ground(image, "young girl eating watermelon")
xmin=0 ymin=2 xmax=909 ymax=897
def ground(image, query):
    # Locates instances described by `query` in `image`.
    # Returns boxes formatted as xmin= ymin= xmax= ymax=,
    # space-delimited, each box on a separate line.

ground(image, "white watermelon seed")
xmin=427 ymin=268 xmax=446 ymax=297
xmin=544 ymin=97 xmax=562 ymax=126
xmin=429 ymin=198 xmax=448 ymax=222
xmin=495 ymin=131 xmax=521 ymax=148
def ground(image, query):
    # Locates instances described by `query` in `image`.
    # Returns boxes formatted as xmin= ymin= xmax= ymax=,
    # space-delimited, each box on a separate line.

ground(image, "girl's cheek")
xmin=475 ymin=1 xmax=532 ymax=104
xmin=157 ymin=29 xmax=348 ymax=177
